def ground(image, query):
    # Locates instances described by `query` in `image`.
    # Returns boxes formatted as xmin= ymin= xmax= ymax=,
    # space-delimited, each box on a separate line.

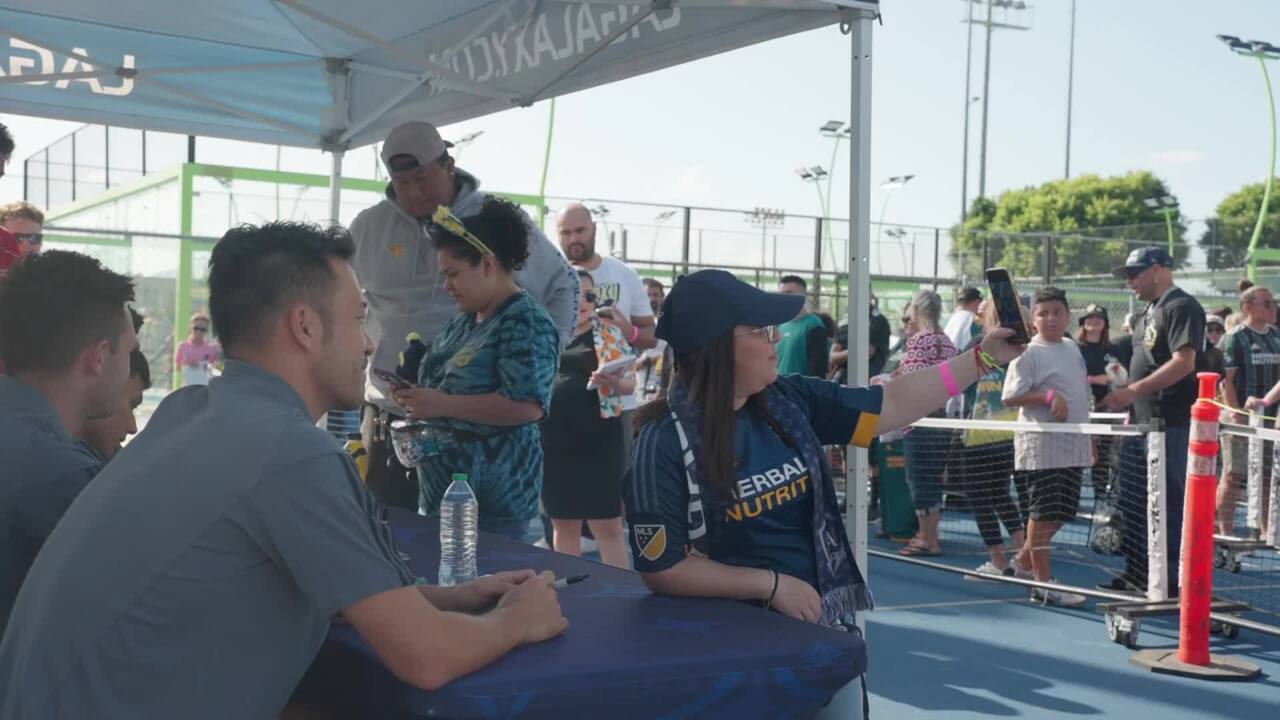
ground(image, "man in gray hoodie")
xmin=351 ymin=121 xmax=579 ymax=509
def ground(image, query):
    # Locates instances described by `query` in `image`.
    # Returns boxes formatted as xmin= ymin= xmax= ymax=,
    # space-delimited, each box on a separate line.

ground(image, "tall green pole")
xmin=1248 ymin=56 xmax=1276 ymax=281
xmin=537 ymin=98 xmax=556 ymax=226
xmin=1164 ymin=208 xmax=1176 ymax=256
xmin=173 ymin=163 xmax=194 ymax=390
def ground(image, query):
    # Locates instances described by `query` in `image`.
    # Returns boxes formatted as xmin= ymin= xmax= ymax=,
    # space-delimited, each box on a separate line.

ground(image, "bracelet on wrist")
xmin=766 ymin=569 xmax=779 ymax=608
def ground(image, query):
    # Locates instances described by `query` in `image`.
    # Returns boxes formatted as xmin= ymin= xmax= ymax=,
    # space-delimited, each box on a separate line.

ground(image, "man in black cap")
xmin=1101 ymin=247 xmax=1205 ymax=594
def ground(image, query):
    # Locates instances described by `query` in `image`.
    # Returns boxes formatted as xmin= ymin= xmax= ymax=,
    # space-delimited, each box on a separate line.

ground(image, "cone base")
xmin=1129 ymin=650 xmax=1261 ymax=681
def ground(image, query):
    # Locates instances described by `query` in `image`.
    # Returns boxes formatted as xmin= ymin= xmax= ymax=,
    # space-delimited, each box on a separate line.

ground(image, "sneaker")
xmin=1031 ymin=580 xmax=1088 ymax=608
xmin=1010 ymin=561 xmax=1035 ymax=580
xmin=964 ymin=561 xmax=1014 ymax=582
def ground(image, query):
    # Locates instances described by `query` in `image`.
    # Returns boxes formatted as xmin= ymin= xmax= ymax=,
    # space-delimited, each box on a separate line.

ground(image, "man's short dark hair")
xmin=958 ymin=286 xmax=982 ymax=303
xmin=130 ymin=348 xmax=151 ymax=389
xmin=207 ymin=222 xmax=355 ymax=353
xmin=779 ymin=275 xmax=807 ymax=291
xmin=128 ymin=307 xmax=150 ymax=388
xmin=0 ymin=250 xmax=135 ymax=374
xmin=0 ymin=123 xmax=13 ymax=156
xmin=642 ymin=277 xmax=665 ymax=292
xmin=1033 ymin=285 xmax=1068 ymax=309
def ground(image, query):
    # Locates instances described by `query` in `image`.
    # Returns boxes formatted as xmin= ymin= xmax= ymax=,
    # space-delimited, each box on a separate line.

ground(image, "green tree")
xmin=1201 ymin=179 xmax=1280 ymax=270
xmin=951 ymin=172 xmax=1188 ymax=279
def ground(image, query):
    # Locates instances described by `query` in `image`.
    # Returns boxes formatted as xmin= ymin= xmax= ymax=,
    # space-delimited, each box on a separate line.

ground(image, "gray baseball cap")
xmin=380 ymin=122 xmax=454 ymax=171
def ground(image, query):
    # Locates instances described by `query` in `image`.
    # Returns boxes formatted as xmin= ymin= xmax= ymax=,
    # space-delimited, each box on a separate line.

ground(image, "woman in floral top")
xmin=893 ymin=289 xmax=957 ymax=555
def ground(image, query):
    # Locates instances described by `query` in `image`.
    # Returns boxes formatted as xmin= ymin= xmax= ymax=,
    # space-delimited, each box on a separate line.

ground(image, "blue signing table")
xmin=294 ymin=509 xmax=865 ymax=719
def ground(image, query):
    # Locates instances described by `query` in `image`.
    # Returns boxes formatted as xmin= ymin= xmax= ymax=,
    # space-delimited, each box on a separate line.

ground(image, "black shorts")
xmin=1021 ymin=468 xmax=1084 ymax=523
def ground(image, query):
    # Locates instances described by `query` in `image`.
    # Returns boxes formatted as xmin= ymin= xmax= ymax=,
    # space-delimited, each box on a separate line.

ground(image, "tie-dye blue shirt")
xmin=416 ymin=291 xmax=560 ymax=520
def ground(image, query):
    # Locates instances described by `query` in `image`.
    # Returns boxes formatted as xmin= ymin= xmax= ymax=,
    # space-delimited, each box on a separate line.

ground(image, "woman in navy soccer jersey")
xmin=391 ymin=198 xmax=561 ymax=541
xmin=624 ymin=271 xmax=1025 ymax=624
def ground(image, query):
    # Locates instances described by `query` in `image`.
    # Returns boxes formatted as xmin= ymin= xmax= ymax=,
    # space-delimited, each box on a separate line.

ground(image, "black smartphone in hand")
xmin=985 ymin=267 xmax=1030 ymax=345
xmin=373 ymin=367 xmax=412 ymax=390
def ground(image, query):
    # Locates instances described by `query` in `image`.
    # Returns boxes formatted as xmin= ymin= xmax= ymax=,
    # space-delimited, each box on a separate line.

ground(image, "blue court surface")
xmin=864 ymin=554 xmax=1280 ymax=719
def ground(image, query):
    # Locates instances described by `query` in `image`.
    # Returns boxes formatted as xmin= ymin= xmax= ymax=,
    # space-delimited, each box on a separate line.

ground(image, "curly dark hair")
xmin=0 ymin=250 xmax=135 ymax=374
xmin=208 ymin=221 xmax=355 ymax=353
xmin=428 ymin=196 xmax=530 ymax=272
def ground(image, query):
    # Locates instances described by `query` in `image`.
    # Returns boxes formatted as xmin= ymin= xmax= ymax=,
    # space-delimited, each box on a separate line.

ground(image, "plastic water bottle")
xmin=438 ymin=473 xmax=478 ymax=586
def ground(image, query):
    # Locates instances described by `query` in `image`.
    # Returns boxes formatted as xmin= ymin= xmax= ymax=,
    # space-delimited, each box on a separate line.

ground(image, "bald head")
xmin=557 ymin=203 xmax=596 ymax=264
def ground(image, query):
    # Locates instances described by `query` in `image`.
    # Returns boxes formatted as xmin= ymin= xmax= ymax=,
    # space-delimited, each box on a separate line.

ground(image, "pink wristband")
xmin=937 ymin=362 xmax=960 ymax=397
xmin=1044 ymin=390 xmax=1055 ymax=407
xmin=629 ymin=325 xmax=640 ymax=343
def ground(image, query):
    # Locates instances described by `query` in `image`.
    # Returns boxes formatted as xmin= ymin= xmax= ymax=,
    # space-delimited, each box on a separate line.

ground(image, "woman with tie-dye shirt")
xmin=391 ymin=198 xmax=560 ymax=542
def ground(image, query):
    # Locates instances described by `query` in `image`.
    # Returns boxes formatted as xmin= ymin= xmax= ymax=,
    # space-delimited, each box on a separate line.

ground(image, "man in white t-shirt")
xmin=556 ymin=203 xmax=657 ymax=353
xmin=557 ymin=203 xmax=656 ymax=445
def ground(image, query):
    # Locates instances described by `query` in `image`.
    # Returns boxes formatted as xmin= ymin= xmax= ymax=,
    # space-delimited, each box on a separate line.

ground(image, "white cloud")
xmin=674 ymin=164 xmax=710 ymax=198
xmin=1148 ymin=148 xmax=1207 ymax=166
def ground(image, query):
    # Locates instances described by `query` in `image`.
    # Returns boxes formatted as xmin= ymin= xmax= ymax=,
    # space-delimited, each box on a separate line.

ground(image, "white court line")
xmin=875 ymin=598 xmax=1025 ymax=612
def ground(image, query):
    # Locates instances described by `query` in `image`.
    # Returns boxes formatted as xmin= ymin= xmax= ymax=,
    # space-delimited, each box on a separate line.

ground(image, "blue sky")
xmin=2 ymin=0 xmax=1277 ymax=247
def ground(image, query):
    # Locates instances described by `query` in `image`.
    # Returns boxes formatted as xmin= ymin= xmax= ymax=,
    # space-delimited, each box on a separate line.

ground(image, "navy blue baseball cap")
xmin=655 ymin=270 xmax=804 ymax=355
xmin=1112 ymin=246 xmax=1173 ymax=278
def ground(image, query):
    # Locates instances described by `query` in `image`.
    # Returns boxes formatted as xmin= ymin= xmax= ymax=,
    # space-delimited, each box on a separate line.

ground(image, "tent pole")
xmin=846 ymin=5 xmax=875 ymax=681
xmin=328 ymin=150 xmax=345 ymax=226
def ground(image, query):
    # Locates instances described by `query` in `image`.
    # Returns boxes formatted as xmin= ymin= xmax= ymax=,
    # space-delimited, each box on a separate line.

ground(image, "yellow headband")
xmin=431 ymin=206 xmax=493 ymax=256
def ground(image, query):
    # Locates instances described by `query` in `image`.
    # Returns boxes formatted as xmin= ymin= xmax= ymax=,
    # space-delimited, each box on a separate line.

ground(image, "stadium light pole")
xmin=967 ymin=0 xmax=1032 ymax=201
xmin=450 ymin=130 xmax=484 ymax=160
xmin=1143 ymin=194 xmax=1180 ymax=256
xmin=1218 ymin=34 xmax=1280 ymax=281
xmin=819 ymin=121 xmax=851 ymax=237
xmin=877 ymin=175 xmax=916 ymax=274
xmin=798 ymin=166 xmax=830 ymax=267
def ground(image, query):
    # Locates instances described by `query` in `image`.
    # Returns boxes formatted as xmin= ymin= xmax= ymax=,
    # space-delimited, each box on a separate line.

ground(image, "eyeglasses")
xmin=14 ymin=233 xmax=42 ymax=245
xmin=735 ymin=325 xmax=779 ymax=342
xmin=583 ymin=291 xmax=597 ymax=304
xmin=192 ymin=326 xmax=208 ymax=332
xmin=1248 ymin=299 xmax=1277 ymax=309
xmin=431 ymin=206 xmax=493 ymax=256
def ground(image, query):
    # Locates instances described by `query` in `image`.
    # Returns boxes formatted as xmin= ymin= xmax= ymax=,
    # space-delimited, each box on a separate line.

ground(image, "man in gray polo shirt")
xmin=0 ymin=222 xmax=567 ymax=719
xmin=0 ymin=250 xmax=136 ymax=638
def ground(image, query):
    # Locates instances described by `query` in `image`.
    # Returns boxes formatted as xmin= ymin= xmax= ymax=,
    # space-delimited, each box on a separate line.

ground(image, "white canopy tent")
xmin=0 ymin=0 xmax=880 ymax=673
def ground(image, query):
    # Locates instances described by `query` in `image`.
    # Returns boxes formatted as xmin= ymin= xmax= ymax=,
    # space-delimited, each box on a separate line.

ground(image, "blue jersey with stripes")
xmin=624 ymin=376 xmax=881 ymax=589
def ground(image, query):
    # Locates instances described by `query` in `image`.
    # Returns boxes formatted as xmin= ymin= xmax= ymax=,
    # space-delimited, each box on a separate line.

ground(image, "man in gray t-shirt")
xmin=0 ymin=223 xmax=568 ymax=719
xmin=0 ymin=250 xmax=136 ymax=638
